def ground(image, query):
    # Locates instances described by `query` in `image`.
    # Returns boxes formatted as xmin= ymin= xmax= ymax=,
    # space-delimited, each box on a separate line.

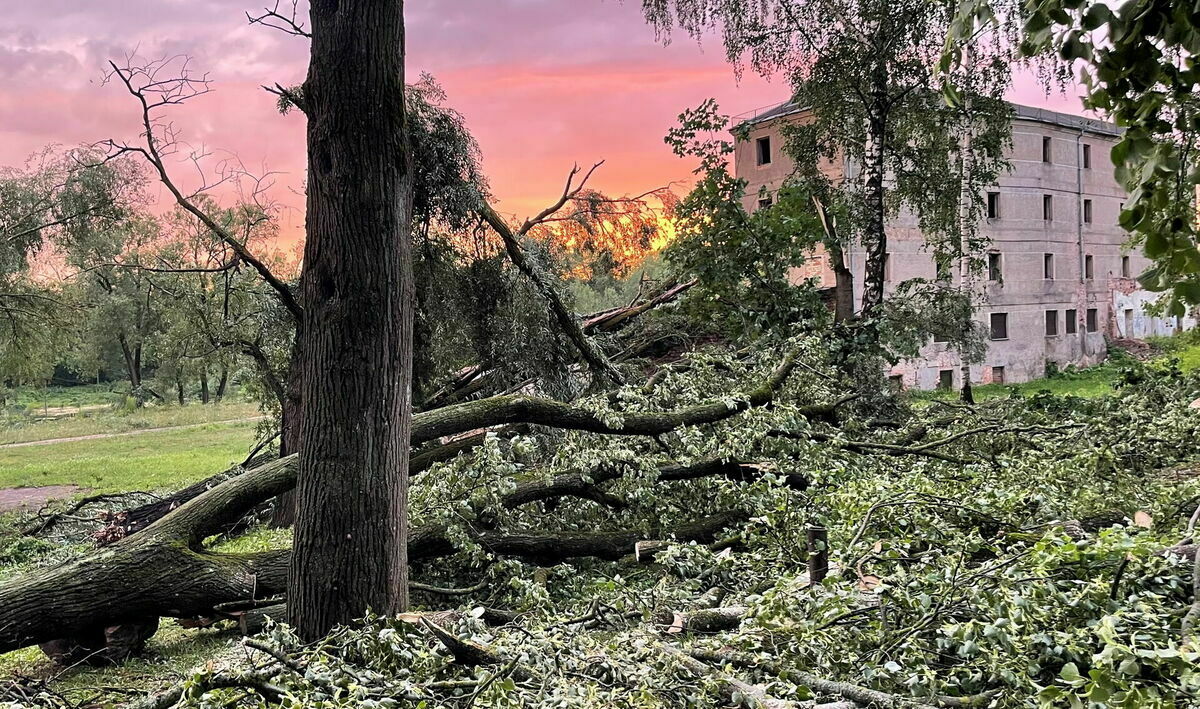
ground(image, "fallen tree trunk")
xmin=94 ymin=452 xmax=277 ymax=545
xmin=93 ymin=353 xmax=807 ymax=540
xmin=0 ymin=456 xmax=296 ymax=656
xmin=0 ymin=452 xmax=746 ymax=657
xmin=4 ymin=358 xmax=824 ymax=658
xmin=503 ymin=459 xmax=807 ymax=510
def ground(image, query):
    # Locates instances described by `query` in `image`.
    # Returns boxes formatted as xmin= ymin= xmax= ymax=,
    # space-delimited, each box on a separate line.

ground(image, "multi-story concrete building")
xmin=734 ymin=100 xmax=1195 ymax=389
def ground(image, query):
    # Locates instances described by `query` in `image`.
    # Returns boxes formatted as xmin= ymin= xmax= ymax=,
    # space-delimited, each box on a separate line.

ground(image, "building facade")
xmin=734 ymin=101 xmax=1195 ymax=389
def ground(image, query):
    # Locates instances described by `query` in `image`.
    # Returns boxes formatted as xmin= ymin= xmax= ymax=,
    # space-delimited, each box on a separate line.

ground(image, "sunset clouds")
xmin=0 ymin=1 xmax=1092 ymax=242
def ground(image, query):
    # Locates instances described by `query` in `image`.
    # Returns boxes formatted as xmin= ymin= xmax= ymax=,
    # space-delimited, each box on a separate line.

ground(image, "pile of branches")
xmin=8 ymin=345 xmax=1200 ymax=707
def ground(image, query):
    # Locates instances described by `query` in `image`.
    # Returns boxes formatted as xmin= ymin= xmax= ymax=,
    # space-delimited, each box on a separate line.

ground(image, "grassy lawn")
xmin=0 ymin=400 xmax=261 ymax=446
xmin=0 ymin=620 xmax=240 ymax=701
xmin=5 ymin=383 xmax=123 ymax=411
xmin=916 ymin=334 xmax=1200 ymax=403
xmin=0 ymin=420 xmax=260 ymax=493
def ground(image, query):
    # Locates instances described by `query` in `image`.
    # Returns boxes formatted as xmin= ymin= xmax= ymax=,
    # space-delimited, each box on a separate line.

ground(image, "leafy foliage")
xmin=644 ymin=0 xmax=1014 ymax=315
xmin=663 ymin=101 xmax=829 ymax=338
xmin=12 ymin=339 xmax=1200 ymax=707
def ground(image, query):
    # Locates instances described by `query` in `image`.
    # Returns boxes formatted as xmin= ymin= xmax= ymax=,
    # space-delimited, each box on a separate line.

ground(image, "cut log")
xmin=653 ymin=606 xmax=746 ymax=634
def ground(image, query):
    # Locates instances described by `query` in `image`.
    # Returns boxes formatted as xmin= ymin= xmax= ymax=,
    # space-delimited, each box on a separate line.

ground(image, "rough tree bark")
xmin=812 ymin=196 xmax=855 ymax=323
xmin=270 ymin=344 xmax=304 ymax=528
xmin=289 ymin=0 xmax=416 ymax=639
xmin=859 ymin=61 xmax=890 ymax=317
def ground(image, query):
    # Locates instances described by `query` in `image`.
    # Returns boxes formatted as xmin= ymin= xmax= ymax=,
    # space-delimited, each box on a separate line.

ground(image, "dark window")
xmin=1086 ymin=308 xmax=1099 ymax=333
xmin=1085 ymin=254 xmax=1094 ymax=280
xmin=990 ymin=312 xmax=1008 ymax=340
xmin=1124 ymin=308 xmax=1134 ymax=336
xmin=1044 ymin=253 xmax=1055 ymax=279
xmin=1065 ymin=309 xmax=1078 ymax=334
xmin=1083 ymin=199 xmax=1093 ymax=224
xmin=1083 ymin=143 xmax=1092 ymax=169
xmin=758 ymin=197 xmax=773 ymax=210
xmin=935 ymin=257 xmax=951 ymax=282
xmin=1121 ymin=255 xmax=1131 ymax=278
xmin=888 ymin=374 xmax=904 ymax=392
xmin=987 ymin=192 xmax=1001 ymax=219
xmin=992 ymin=366 xmax=1006 ymax=384
xmin=1045 ymin=310 xmax=1059 ymax=337
xmin=938 ymin=369 xmax=954 ymax=390
xmin=756 ymin=136 xmax=772 ymax=166
xmin=987 ymin=252 xmax=1002 ymax=282
xmin=933 ymin=330 xmax=949 ymax=344
xmin=1043 ymin=194 xmax=1054 ymax=221
xmin=1043 ymin=136 xmax=1053 ymax=163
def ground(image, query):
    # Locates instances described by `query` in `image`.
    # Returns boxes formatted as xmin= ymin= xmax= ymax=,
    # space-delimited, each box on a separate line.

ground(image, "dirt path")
xmin=0 ymin=485 xmax=83 ymax=513
xmin=0 ymin=417 xmax=265 ymax=450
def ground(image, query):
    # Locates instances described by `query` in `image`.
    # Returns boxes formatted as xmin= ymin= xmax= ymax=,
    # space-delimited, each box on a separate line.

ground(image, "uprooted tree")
xmin=0 ymin=346 xmax=831 ymax=654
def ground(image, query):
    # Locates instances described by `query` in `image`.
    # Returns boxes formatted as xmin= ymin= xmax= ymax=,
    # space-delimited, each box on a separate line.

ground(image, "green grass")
xmin=0 ymin=620 xmax=238 ymax=700
xmin=5 ymin=383 xmax=123 ymax=410
xmin=0 ymin=421 xmax=259 ymax=493
xmin=0 ymin=400 xmax=261 ymax=445
xmin=968 ymin=365 xmax=1120 ymax=400
xmin=915 ymin=334 xmax=1200 ymax=403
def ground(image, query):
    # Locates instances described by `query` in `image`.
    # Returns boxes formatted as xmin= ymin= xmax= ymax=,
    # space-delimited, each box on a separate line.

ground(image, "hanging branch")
xmin=99 ymin=57 xmax=303 ymax=325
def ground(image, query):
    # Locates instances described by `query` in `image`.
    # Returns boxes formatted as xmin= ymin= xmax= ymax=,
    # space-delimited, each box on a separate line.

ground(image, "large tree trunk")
xmin=858 ymin=63 xmax=889 ymax=317
xmin=290 ymin=0 xmax=416 ymax=640
xmin=200 ymin=368 xmax=210 ymax=404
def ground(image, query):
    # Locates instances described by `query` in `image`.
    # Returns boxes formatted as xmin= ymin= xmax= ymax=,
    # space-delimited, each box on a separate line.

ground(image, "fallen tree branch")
xmin=658 ymin=644 xmax=827 ymax=709
xmin=412 ymin=348 xmax=809 ymax=444
xmin=502 ymin=458 xmax=806 ymax=510
xmin=480 ymin=198 xmax=624 ymax=387
xmin=688 ymin=649 xmax=976 ymax=709
xmin=581 ymin=279 xmax=697 ymax=334
xmin=129 ymin=664 xmax=287 ymax=709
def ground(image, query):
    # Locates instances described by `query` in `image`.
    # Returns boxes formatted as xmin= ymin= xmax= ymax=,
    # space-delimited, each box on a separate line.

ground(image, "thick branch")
xmin=479 ymin=201 xmax=624 ymax=386
xmin=411 ymin=349 xmax=808 ymax=444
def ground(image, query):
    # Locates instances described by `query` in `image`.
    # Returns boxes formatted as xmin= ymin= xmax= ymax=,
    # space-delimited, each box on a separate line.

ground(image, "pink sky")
xmin=0 ymin=1 xmax=1092 ymax=244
